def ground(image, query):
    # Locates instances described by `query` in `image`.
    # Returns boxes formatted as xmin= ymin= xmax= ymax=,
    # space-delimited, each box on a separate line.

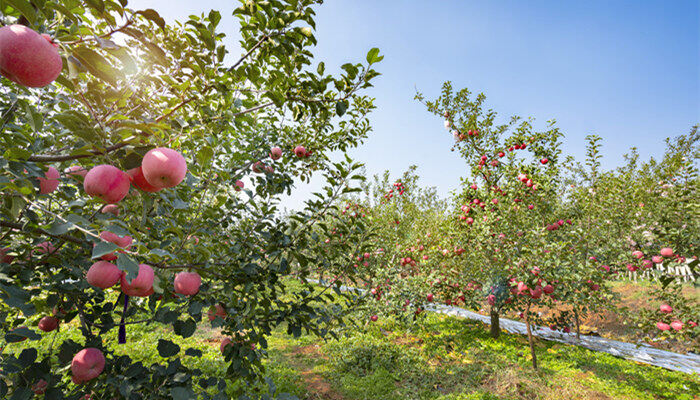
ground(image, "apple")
xmin=207 ymin=304 xmax=227 ymax=321
xmin=220 ymin=338 xmax=232 ymax=354
xmin=540 ymin=158 xmax=548 ymax=164
xmin=670 ymin=320 xmax=683 ymax=331
xmin=294 ymin=145 xmax=307 ymax=158
xmin=173 ymin=271 xmax=201 ymax=296
xmin=656 ymin=322 xmax=671 ymax=331
xmin=120 ymin=264 xmax=154 ymax=297
xmin=651 ymin=256 xmax=663 ymax=264
xmin=234 ymin=180 xmax=245 ymax=191
xmin=83 ymin=165 xmax=131 ymax=203
xmin=659 ymin=304 xmax=673 ymax=313
xmin=86 ymin=261 xmax=122 ymax=289
xmin=427 ymin=293 xmax=434 ymax=302
xmin=527 ymin=205 xmax=534 ymax=210
xmin=97 ymin=231 xmax=132 ymax=261
xmin=659 ymin=247 xmax=674 ymax=257
xmin=31 ymin=379 xmax=48 ymax=395
xmin=0 ymin=25 xmax=62 ymax=87
xmin=141 ymin=147 xmax=187 ymax=189
xmin=38 ymin=166 xmax=60 ymax=194
xmin=35 ymin=241 xmax=56 ymax=255
xmin=38 ymin=316 xmax=59 ymax=332
xmin=127 ymin=167 xmax=161 ymax=192
xmin=543 ymin=284 xmax=554 ymax=294
xmin=101 ymin=204 xmax=120 ymax=216
xmin=65 ymin=165 xmax=88 ymax=178
xmin=270 ymin=147 xmax=282 ymax=160
xmin=370 ymin=315 xmax=378 ymax=322
xmin=0 ymin=247 xmax=15 ymax=264
xmin=71 ymin=348 xmax=105 ymax=384
xmin=252 ymin=161 xmax=264 ymax=173
xmin=632 ymin=250 xmax=643 ymax=259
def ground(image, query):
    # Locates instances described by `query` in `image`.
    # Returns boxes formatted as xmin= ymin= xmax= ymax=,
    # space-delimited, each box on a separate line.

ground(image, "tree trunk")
xmin=525 ymin=303 xmax=538 ymax=370
xmin=490 ymin=308 xmax=501 ymax=338
xmin=574 ymin=308 xmax=581 ymax=339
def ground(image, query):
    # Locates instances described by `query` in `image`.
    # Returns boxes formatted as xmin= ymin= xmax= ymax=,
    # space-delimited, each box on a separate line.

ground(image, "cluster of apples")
xmin=656 ymin=303 xmax=696 ymax=332
xmin=381 ymin=181 xmax=405 ymax=203
xmin=630 ymin=247 xmax=685 ymax=273
xmin=545 ymin=219 xmax=572 ymax=231
xmin=510 ymin=277 xmax=556 ymax=300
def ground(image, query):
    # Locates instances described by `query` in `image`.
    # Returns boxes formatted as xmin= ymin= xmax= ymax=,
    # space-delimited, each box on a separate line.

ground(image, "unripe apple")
xmin=0 ymin=25 xmax=62 ymax=87
xmin=38 ymin=316 xmax=59 ymax=332
xmin=127 ymin=167 xmax=161 ymax=192
xmin=207 ymin=304 xmax=227 ymax=321
xmin=83 ymin=165 xmax=131 ymax=203
xmin=97 ymin=231 xmax=132 ymax=261
xmin=294 ymin=145 xmax=307 ymax=158
xmin=86 ymin=261 xmax=122 ymax=289
xmin=670 ymin=320 xmax=683 ymax=331
xmin=659 ymin=247 xmax=674 ymax=257
xmin=38 ymin=166 xmax=60 ymax=194
xmin=173 ymin=271 xmax=201 ymax=296
xmin=101 ymin=204 xmax=120 ymax=216
xmin=65 ymin=165 xmax=88 ymax=178
xmin=659 ymin=304 xmax=673 ymax=313
xmin=141 ymin=147 xmax=187 ymax=189
xmin=71 ymin=348 xmax=105 ymax=384
xmin=120 ymin=264 xmax=154 ymax=297
xmin=270 ymin=147 xmax=282 ymax=160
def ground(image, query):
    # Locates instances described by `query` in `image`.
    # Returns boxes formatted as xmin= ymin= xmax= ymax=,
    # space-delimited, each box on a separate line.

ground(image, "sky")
xmin=128 ymin=0 xmax=699 ymax=210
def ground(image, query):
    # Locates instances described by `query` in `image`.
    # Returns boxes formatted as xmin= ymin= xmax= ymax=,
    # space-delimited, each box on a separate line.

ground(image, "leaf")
xmin=157 ymin=339 xmax=180 ymax=357
xmin=196 ymin=146 xmax=214 ymax=166
xmin=173 ymin=318 xmax=196 ymax=338
xmin=72 ymin=46 xmax=123 ymax=86
xmin=335 ymin=100 xmax=348 ymax=117
xmin=116 ymin=253 xmax=140 ymax=280
xmin=185 ymin=348 xmax=202 ymax=357
xmin=366 ymin=47 xmax=383 ymax=64
xmin=5 ymin=0 xmax=36 ymax=24
xmin=91 ymin=242 xmax=119 ymax=259
xmin=170 ymin=387 xmax=194 ymax=400
xmin=136 ymin=9 xmax=166 ymax=31
xmin=208 ymin=10 xmax=221 ymax=28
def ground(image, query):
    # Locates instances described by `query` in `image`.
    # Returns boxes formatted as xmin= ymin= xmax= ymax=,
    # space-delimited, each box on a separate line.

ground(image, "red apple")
xmin=220 ymin=338 xmax=232 ymax=354
xmin=656 ymin=322 xmax=671 ymax=331
xmin=632 ymin=250 xmax=643 ymax=259
xmin=659 ymin=304 xmax=673 ymax=314
xmin=120 ymin=264 xmax=154 ymax=297
xmin=173 ymin=271 xmax=201 ymax=296
xmin=38 ymin=166 xmax=60 ymax=194
xmin=0 ymin=247 xmax=15 ymax=264
xmin=83 ymin=165 xmax=131 ymax=204
xmin=0 ymin=25 xmax=62 ymax=87
xmin=234 ymin=180 xmax=245 ymax=191
xmin=71 ymin=348 xmax=105 ymax=384
xmin=65 ymin=165 xmax=88 ymax=178
xmin=427 ymin=293 xmax=434 ymax=302
xmin=543 ymin=284 xmax=554 ymax=294
xmin=370 ymin=315 xmax=378 ymax=322
xmin=540 ymin=158 xmax=548 ymax=164
xmin=670 ymin=320 xmax=683 ymax=331
xmin=270 ymin=147 xmax=282 ymax=160
xmin=659 ymin=247 xmax=674 ymax=258
xmin=97 ymin=231 xmax=132 ymax=261
xmin=207 ymin=304 xmax=227 ymax=321
xmin=86 ymin=261 xmax=122 ymax=289
xmin=35 ymin=241 xmax=56 ymax=255
xmin=652 ymin=255 xmax=663 ymax=264
xmin=38 ymin=316 xmax=59 ymax=332
xmin=294 ymin=145 xmax=307 ymax=158
xmin=101 ymin=204 xmax=120 ymax=216
xmin=31 ymin=379 xmax=48 ymax=395
xmin=141 ymin=147 xmax=187 ymax=189
xmin=127 ymin=166 xmax=161 ymax=192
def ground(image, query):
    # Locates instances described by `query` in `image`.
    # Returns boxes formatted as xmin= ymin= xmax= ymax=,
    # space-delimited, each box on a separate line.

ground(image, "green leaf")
xmin=91 ymin=242 xmax=119 ymax=259
xmin=335 ymin=100 xmax=348 ymax=117
xmin=157 ymin=339 xmax=180 ymax=357
xmin=173 ymin=318 xmax=196 ymax=338
xmin=5 ymin=0 xmax=36 ymax=24
xmin=72 ymin=46 xmax=123 ymax=86
xmin=196 ymin=146 xmax=214 ymax=166
xmin=116 ymin=253 xmax=140 ymax=280
xmin=185 ymin=348 xmax=202 ymax=357
xmin=366 ymin=48 xmax=382 ymax=64
xmin=170 ymin=387 xmax=194 ymax=400
xmin=136 ymin=9 xmax=166 ymax=31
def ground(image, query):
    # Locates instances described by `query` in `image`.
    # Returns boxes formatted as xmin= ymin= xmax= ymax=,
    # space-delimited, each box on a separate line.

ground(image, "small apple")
xmin=270 ymin=147 xmax=282 ymax=160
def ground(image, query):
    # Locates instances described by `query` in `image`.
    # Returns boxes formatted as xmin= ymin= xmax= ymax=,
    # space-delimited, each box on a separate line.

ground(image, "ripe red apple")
xmin=427 ymin=293 xmax=434 ymax=302
xmin=35 ymin=241 xmax=56 ymax=255
xmin=632 ymin=250 xmax=644 ymax=259
xmin=0 ymin=25 xmax=62 ymax=87
xmin=71 ymin=348 xmax=105 ymax=384
xmin=270 ymin=147 xmax=282 ymax=160
xmin=38 ymin=316 xmax=59 ymax=332
xmin=86 ymin=261 xmax=122 ymax=289
xmin=659 ymin=304 xmax=673 ymax=313
xmin=38 ymin=166 xmax=60 ymax=194
xmin=498 ymin=151 xmax=505 ymax=158
xmin=670 ymin=320 xmax=683 ymax=331
xmin=173 ymin=271 xmax=201 ymax=296
xmin=31 ymin=379 xmax=48 ymax=395
xmin=127 ymin=166 xmax=161 ymax=192
xmin=141 ymin=147 xmax=187 ymax=189
xmin=220 ymin=338 xmax=232 ymax=353
xmin=540 ymin=158 xmax=548 ymax=164
xmin=97 ymin=231 xmax=133 ymax=261
xmin=0 ymin=247 xmax=15 ymax=264
xmin=656 ymin=322 xmax=671 ymax=331
xmin=65 ymin=165 xmax=88 ymax=178
xmin=659 ymin=247 xmax=674 ymax=258
xmin=252 ymin=161 xmax=264 ymax=173
xmin=294 ymin=145 xmax=307 ymax=158
xmin=466 ymin=217 xmax=474 ymax=225
xmin=527 ymin=204 xmax=534 ymax=210
xmin=83 ymin=165 xmax=131 ymax=204
xmin=543 ymin=284 xmax=554 ymax=294
xmin=207 ymin=304 xmax=227 ymax=321
xmin=370 ymin=315 xmax=378 ymax=322
xmin=234 ymin=180 xmax=244 ymax=191
xmin=652 ymin=255 xmax=663 ymax=264
xmin=101 ymin=204 xmax=119 ymax=216
xmin=120 ymin=264 xmax=154 ymax=297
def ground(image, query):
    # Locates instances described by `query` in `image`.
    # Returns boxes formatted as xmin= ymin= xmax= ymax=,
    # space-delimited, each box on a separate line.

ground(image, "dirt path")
xmin=288 ymin=345 xmax=346 ymax=400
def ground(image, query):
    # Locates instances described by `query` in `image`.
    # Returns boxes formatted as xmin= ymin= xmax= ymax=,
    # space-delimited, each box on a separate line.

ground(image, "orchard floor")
xmin=211 ymin=314 xmax=699 ymax=400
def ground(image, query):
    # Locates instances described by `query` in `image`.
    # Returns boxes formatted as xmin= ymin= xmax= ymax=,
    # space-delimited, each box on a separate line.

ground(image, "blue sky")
xmin=129 ymin=0 xmax=699 ymax=209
